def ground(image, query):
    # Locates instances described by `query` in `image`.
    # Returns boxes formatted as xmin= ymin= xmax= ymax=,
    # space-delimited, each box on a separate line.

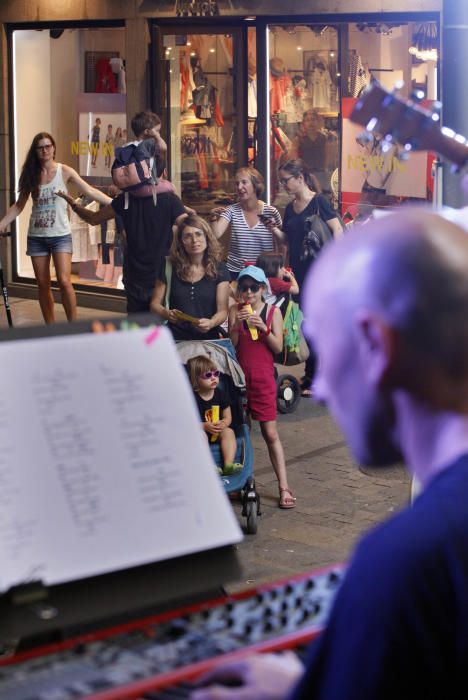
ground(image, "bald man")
xmin=192 ymin=208 xmax=468 ymax=700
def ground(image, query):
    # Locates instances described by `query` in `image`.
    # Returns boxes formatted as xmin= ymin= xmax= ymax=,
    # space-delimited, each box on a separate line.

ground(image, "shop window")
xmin=267 ymin=25 xmax=340 ymax=212
xmin=342 ymin=21 xmax=438 ymax=223
xmin=162 ymin=30 xmax=240 ymax=216
xmin=11 ymin=26 xmax=126 ymax=291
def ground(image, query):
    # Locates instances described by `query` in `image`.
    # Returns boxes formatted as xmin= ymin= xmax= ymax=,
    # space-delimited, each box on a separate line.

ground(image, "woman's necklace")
xmin=186 ymin=264 xmax=204 ymax=283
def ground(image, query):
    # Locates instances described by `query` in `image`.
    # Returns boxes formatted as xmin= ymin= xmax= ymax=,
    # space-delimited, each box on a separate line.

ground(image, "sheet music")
xmin=0 ymin=327 xmax=243 ymax=593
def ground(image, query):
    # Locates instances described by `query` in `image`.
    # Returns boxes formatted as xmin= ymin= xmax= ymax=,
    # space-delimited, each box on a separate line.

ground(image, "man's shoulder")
xmin=354 ymin=457 xmax=468 ymax=578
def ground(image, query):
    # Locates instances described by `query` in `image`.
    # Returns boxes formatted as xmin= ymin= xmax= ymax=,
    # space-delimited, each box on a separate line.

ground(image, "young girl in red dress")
xmin=228 ymin=265 xmax=296 ymax=508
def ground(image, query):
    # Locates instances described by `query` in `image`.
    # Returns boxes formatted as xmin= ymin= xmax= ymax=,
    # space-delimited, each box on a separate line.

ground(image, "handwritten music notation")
xmin=0 ymin=328 xmax=241 ymax=593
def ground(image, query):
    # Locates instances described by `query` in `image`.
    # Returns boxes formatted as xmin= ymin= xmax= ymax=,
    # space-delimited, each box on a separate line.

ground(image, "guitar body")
xmin=350 ymin=83 xmax=468 ymax=170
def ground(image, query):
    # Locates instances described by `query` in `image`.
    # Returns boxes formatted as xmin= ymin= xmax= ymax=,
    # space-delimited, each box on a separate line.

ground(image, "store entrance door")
xmin=152 ymin=24 xmax=247 ymax=217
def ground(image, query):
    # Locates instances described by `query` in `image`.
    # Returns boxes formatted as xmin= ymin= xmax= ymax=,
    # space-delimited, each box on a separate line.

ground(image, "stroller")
xmin=268 ymin=290 xmax=303 ymax=415
xmin=177 ymin=338 xmax=261 ymax=535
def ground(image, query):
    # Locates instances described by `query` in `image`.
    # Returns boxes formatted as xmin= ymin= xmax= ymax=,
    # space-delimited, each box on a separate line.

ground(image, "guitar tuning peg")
xmin=430 ymin=102 xmax=442 ymax=122
xmin=392 ymin=80 xmax=405 ymax=94
xmin=410 ymin=89 xmax=425 ymax=102
xmin=356 ymin=130 xmax=374 ymax=146
xmin=397 ymin=149 xmax=411 ymax=162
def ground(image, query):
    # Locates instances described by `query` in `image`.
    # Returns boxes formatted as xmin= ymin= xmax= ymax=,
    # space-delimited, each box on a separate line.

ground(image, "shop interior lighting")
xmin=409 ymin=22 xmax=438 ymax=62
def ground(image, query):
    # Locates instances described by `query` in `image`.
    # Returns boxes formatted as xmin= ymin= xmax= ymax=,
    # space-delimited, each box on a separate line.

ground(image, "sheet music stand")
xmin=0 ymin=315 xmax=242 ymax=652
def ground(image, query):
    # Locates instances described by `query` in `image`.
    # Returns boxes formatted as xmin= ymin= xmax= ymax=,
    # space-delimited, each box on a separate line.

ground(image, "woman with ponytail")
xmin=278 ymin=158 xmax=343 ymax=395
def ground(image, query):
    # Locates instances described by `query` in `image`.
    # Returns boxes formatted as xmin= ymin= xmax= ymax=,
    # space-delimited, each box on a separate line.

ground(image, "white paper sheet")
xmin=0 ymin=326 xmax=243 ymax=593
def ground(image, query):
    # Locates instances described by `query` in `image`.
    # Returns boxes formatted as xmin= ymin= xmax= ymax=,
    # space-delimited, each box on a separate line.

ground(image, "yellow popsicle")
xmin=210 ymin=405 xmax=220 ymax=442
xmin=244 ymin=304 xmax=258 ymax=340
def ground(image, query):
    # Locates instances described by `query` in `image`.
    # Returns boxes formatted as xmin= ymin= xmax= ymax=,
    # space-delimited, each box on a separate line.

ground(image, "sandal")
xmin=300 ymin=376 xmax=313 ymax=398
xmin=279 ymin=487 xmax=296 ymax=509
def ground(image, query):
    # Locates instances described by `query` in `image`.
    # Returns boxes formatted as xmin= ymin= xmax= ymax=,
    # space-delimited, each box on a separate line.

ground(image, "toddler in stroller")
xmin=256 ymin=253 xmax=305 ymax=414
xmin=177 ymin=338 xmax=260 ymax=534
xmin=187 ymin=354 xmax=243 ymax=476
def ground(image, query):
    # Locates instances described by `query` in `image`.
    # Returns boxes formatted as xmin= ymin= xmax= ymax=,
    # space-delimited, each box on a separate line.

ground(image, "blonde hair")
xmin=187 ymin=355 xmax=218 ymax=391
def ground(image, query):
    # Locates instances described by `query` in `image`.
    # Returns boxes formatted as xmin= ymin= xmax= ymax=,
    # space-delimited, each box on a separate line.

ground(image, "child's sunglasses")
xmin=199 ymin=370 xmax=221 ymax=379
xmin=239 ymin=282 xmax=261 ymax=293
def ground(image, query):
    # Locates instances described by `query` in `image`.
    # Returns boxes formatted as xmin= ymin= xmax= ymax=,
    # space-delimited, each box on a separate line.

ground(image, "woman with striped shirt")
xmin=210 ymin=167 xmax=284 ymax=279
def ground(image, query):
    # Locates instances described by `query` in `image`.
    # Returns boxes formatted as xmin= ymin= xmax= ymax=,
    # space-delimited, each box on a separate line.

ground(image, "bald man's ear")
xmin=355 ymin=312 xmax=398 ymax=387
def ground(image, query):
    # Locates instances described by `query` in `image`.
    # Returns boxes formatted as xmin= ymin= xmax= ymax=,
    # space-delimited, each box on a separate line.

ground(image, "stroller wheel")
xmin=277 ymin=373 xmax=301 ymax=414
xmin=245 ymin=500 xmax=258 ymax=534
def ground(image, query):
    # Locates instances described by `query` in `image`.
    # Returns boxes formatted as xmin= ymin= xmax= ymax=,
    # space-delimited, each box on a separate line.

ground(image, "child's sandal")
xmin=279 ymin=487 xmax=296 ymax=509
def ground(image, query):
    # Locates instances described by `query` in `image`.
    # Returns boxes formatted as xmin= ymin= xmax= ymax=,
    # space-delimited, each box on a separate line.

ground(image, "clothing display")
xmin=70 ymin=204 xmax=99 ymax=263
xmin=95 ymin=57 xmax=117 ymax=93
xmin=109 ymin=56 xmax=126 ymax=94
xmin=292 ymin=455 xmax=468 ymax=700
xmin=305 ymin=59 xmax=332 ymax=110
xmin=348 ymin=50 xmax=371 ymax=98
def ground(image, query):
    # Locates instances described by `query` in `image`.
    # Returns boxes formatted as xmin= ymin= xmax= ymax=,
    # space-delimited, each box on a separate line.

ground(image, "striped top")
xmin=220 ymin=202 xmax=282 ymax=274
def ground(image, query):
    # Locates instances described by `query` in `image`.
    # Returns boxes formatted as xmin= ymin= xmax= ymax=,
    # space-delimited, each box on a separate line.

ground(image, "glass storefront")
xmin=265 ymin=20 xmax=438 ymax=221
xmin=157 ymin=27 xmax=245 ymax=216
xmin=11 ymin=25 xmax=126 ymax=292
xmin=9 ymin=16 xmax=439 ymax=298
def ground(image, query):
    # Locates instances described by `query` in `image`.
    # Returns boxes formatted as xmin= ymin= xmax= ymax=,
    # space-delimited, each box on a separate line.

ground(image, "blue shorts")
xmin=27 ymin=234 xmax=73 ymax=257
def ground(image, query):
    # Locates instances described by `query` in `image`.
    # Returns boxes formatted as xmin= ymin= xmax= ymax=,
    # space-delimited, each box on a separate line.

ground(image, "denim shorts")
xmin=27 ymin=234 xmax=73 ymax=257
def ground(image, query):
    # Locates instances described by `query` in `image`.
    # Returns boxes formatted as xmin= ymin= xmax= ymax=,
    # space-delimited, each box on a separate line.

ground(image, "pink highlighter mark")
xmin=145 ymin=327 xmax=161 ymax=345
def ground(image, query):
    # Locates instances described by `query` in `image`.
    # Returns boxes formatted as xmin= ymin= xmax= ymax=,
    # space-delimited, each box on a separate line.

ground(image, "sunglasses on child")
xmin=239 ymin=282 xmax=261 ymax=293
xmin=199 ymin=370 xmax=221 ymax=380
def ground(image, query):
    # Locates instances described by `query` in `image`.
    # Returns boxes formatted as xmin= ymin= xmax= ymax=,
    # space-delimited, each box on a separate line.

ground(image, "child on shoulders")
xmin=187 ymin=355 xmax=242 ymax=476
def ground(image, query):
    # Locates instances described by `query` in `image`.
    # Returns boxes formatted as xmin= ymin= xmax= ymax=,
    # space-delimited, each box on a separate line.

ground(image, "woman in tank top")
xmin=0 ymin=131 xmax=111 ymax=322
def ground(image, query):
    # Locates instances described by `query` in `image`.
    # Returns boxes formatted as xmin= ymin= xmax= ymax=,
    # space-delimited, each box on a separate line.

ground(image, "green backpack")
xmin=274 ymin=299 xmax=310 ymax=366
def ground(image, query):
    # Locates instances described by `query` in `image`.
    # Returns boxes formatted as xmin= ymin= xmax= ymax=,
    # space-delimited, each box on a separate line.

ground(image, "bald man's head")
xmin=303 ymin=208 xmax=468 ymax=466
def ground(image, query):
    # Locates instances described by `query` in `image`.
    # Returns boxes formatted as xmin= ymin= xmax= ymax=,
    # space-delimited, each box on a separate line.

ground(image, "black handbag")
xmin=300 ymin=197 xmax=333 ymax=263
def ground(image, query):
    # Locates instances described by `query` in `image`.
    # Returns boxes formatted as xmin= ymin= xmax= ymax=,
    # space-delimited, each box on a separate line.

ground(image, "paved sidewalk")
xmin=1 ymin=296 xmax=411 ymax=594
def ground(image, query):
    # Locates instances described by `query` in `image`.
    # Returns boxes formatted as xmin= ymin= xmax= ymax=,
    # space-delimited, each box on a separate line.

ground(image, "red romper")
xmin=235 ymin=304 xmax=277 ymax=422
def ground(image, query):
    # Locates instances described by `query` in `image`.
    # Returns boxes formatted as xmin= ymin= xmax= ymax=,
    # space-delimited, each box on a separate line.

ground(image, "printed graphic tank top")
xmin=28 ymin=164 xmax=71 ymax=238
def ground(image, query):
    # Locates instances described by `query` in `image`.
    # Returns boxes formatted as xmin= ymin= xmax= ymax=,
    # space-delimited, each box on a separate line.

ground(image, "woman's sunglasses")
xmin=239 ymin=283 xmax=261 ymax=293
xmin=199 ymin=370 xmax=221 ymax=380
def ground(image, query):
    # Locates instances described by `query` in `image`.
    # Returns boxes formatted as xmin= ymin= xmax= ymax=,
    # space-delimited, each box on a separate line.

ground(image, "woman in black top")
xmin=279 ymin=158 xmax=343 ymax=394
xmin=151 ymin=214 xmax=230 ymax=340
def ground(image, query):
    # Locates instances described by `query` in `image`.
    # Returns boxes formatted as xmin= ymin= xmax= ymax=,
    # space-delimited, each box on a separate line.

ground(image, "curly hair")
xmin=18 ymin=132 xmax=56 ymax=202
xmin=170 ymin=214 xmax=221 ymax=280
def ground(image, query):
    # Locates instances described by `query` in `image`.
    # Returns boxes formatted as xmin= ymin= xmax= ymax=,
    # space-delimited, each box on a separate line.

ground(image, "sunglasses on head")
xmin=239 ymin=282 xmax=261 ymax=293
xmin=199 ymin=370 xmax=221 ymax=380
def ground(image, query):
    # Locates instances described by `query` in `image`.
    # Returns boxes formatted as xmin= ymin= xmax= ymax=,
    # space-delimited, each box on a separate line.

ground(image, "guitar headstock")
xmin=350 ymin=83 xmax=468 ymax=169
